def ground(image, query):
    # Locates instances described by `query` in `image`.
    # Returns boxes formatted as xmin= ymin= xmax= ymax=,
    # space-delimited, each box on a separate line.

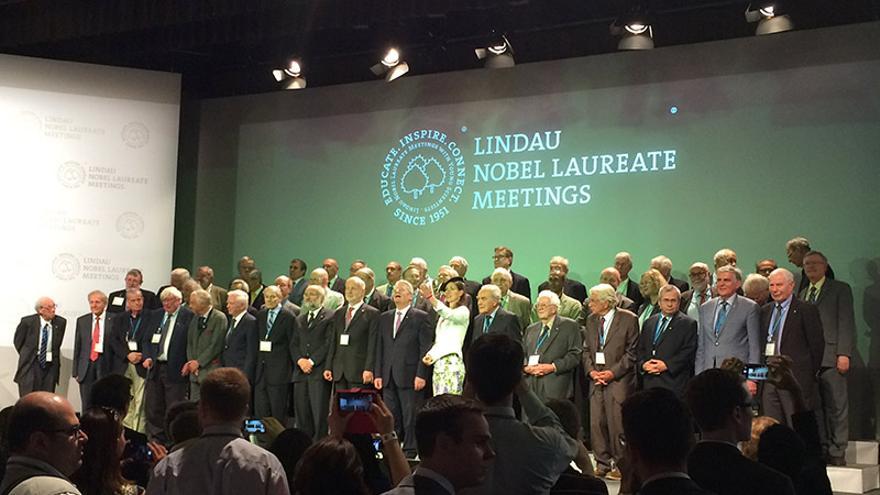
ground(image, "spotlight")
xmin=475 ymin=33 xmax=515 ymax=69
xmin=745 ymin=2 xmax=793 ymax=35
xmin=370 ymin=47 xmax=409 ymax=82
xmin=611 ymin=11 xmax=654 ymax=50
xmin=271 ymin=59 xmax=306 ymax=90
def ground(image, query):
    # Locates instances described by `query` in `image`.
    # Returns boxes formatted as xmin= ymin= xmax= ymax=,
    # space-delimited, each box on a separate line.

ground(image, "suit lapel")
xmin=542 ymin=317 xmax=563 ymax=350
xmin=720 ymin=295 xmax=738 ymax=335
xmin=394 ymin=310 xmax=411 ymax=339
xmin=780 ymin=300 xmax=799 ymax=351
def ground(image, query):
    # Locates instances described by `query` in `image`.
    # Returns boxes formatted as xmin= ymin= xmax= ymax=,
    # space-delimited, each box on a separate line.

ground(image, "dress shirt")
xmin=158 ymin=310 xmax=178 ymax=361
xmin=482 ymin=308 xmax=500 ymax=333
xmin=688 ymin=287 xmax=712 ymax=321
xmin=805 ymin=277 xmax=826 ymax=301
xmin=92 ymin=313 xmax=106 ymax=346
xmin=639 ymin=303 xmax=654 ymax=327
xmin=713 ymin=295 xmax=736 ymax=330
xmin=344 ymin=301 xmax=363 ymax=328
xmin=768 ymin=296 xmax=792 ymax=351
xmin=393 ymin=306 xmax=410 ymax=338
xmin=599 ymin=309 xmax=616 ymax=348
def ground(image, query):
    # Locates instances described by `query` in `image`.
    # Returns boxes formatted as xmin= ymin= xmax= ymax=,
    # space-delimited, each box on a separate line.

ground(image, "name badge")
xmin=128 ymin=341 xmax=138 ymax=351
xmin=151 ymin=333 xmax=162 ymax=344
xmin=112 ymin=296 xmax=124 ymax=306
xmin=260 ymin=341 xmax=273 ymax=352
xmin=765 ymin=343 xmax=776 ymax=356
xmin=94 ymin=343 xmax=104 ymax=354
xmin=45 ymin=351 xmax=53 ymax=363
xmin=340 ymin=334 xmax=350 ymax=346
xmin=528 ymin=355 xmax=540 ymax=366
xmin=595 ymin=352 xmax=606 ymax=365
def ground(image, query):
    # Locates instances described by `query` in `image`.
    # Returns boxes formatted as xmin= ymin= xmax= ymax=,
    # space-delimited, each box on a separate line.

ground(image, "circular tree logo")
xmin=380 ymin=129 xmax=466 ymax=226
xmin=121 ymin=122 xmax=149 ymax=148
xmin=57 ymin=161 xmax=86 ymax=188
xmin=52 ymin=253 xmax=80 ymax=281
xmin=116 ymin=211 xmax=144 ymax=239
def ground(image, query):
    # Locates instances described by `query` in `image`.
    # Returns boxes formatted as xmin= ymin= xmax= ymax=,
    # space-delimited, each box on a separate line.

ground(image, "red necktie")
xmin=90 ymin=315 xmax=101 ymax=361
xmin=345 ymin=306 xmax=354 ymax=327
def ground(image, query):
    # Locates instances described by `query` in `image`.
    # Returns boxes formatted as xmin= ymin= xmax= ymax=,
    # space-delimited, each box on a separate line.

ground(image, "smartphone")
xmin=338 ymin=392 xmax=374 ymax=412
xmin=243 ymin=418 xmax=266 ymax=433
xmin=743 ymin=364 xmax=769 ymax=381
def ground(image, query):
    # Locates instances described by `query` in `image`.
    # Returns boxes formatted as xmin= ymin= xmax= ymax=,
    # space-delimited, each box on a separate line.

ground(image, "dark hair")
xmin=439 ymin=277 xmax=466 ymax=293
xmin=269 ymin=428 xmax=313 ymax=487
xmin=71 ymin=407 xmax=131 ymax=495
xmin=293 ymin=437 xmax=370 ymax=495
xmin=200 ymin=368 xmax=250 ymax=422
xmin=415 ymin=394 xmax=484 ymax=458
xmin=6 ymin=400 xmax=61 ymax=453
xmin=757 ymin=424 xmax=806 ymax=479
xmin=165 ymin=401 xmax=201 ymax=444
xmin=90 ymin=374 xmax=133 ymax=417
xmin=466 ymin=334 xmax=524 ymax=404
xmin=685 ymin=369 xmax=748 ymax=432
xmin=545 ymin=399 xmax=581 ymax=440
xmin=494 ymin=246 xmax=513 ymax=259
xmin=622 ymin=388 xmax=694 ymax=466
xmin=291 ymin=258 xmax=307 ymax=271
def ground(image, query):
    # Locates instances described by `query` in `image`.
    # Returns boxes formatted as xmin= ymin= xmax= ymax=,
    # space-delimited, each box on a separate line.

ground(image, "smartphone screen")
xmin=243 ymin=418 xmax=266 ymax=433
xmin=339 ymin=392 xmax=374 ymax=412
xmin=743 ymin=365 xmax=769 ymax=381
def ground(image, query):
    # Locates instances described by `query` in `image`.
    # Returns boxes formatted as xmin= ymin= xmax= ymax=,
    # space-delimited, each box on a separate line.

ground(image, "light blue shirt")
xmin=768 ymin=295 xmax=793 ymax=349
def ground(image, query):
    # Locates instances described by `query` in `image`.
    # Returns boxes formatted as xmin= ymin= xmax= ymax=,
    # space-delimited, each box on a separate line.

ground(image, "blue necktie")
xmin=714 ymin=301 xmax=729 ymax=337
xmin=483 ymin=315 xmax=493 ymax=334
xmin=769 ymin=303 xmax=784 ymax=345
xmin=266 ymin=310 xmax=277 ymax=338
xmin=654 ymin=317 xmax=669 ymax=345
xmin=39 ymin=324 xmax=49 ymax=368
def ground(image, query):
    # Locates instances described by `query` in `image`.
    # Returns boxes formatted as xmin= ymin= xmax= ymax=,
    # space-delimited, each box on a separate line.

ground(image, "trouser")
xmin=590 ymin=384 xmax=625 ymax=471
xmin=123 ymin=363 xmax=147 ymax=433
xmin=18 ymin=362 xmax=56 ymax=397
xmin=254 ymin=378 xmax=289 ymax=424
xmin=294 ymin=379 xmax=331 ymax=439
xmin=383 ymin=375 xmax=418 ymax=454
xmin=817 ymin=367 xmax=849 ymax=457
xmin=78 ymin=362 xmax=98 ymax=411
xmin=145 ymin=362 xmax=188 ymax=443
xmin=761 ymin=381 xmax=796 ymax=425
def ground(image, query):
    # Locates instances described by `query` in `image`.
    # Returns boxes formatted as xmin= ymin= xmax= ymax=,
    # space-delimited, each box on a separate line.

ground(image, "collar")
xmin=395 ymin=306 xmax=410 ymax=317
xmin=773 ymin=295 xmax=793 ymax=310
xmin=200 ymin=423 xmax=244 ymax=438
xmin=199 ymin=307 xmax=213 ymax=318
xmin=413 ymin=466 xmax=455 ymax=495
xmin=719 ymin=294 xmax=736 ymax=305
xmin=93 ymin=312 xmax=104 ymax=320
xmin=487 ymin=307 xmax=499 ymax=319
xmin=697 ymin=438 xmax=739 ymax=449
xmin=348 ymin=301 xmax=364 ymax=313
xmin=809 ymin=276 xmax=826 ymax=291
xmin=484 ymin=405 xmax=516 ymax=418
xmin=6 ymin=455 xmax=69 ymax=480
xmin=40 ymin=317 xmax=52 ymax=327
xmin=541 ymin=315 xmax=556 ymax=329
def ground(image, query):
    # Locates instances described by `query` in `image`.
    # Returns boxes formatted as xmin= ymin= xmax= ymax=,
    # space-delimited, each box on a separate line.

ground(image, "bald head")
xmin=8 ymin=392 xmax=86 ymax=476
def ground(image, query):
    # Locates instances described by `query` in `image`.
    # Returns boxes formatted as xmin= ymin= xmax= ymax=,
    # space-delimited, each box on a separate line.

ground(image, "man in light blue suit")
xmin=695 ymin=265 xmax=761 ymax=394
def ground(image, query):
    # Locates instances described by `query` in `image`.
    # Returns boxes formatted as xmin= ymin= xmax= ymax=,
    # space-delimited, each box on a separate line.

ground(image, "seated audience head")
xmin=310 ymin=268 xmax=330 ymax=289
xmin=598 ymin=267 xmax=622 ymax=289
xmin=274 ymin=275 xmax=293 ymax=298
xmin=688 ymin=262 xmax=711 ymax=291
xmin=349 ymin=259 xmax=366 ymax=277
xmin=89 ymin=374 xmax=133 ymax=417
xmin=198 ymin=368 xmax=250 ymax=427
xmin=238 ymin=256 xmax=256 ymax=279
xmin=322 ymin=258 xmax=340 ymax=280
xmin=493 ymin=246 xmax=514 ymax=269
xmin=639 ymin=269 xmax=666 ymax=301
xmin=269 ymin=428 xmax=313 ymax=487
xmin=742 ymin=416 xmax=779 ymax=461
xmin=226 ymin=289 xmax=249 ymax=316
xmin=490 ymin=268 xmax=513 ymax=296
xmin=166 ymin=400 xmax=201 ymax=446
xmin=293 ymin=436 xmax=370 ymax=495
xmin=785 ymin=236 xmax=812 ymax=267
xmin=649 ymin=255 xmax=673 ymax=280
xmin=756 ymin=259 xmax=778 ymax=278
xmin=743 ymin=274 xmax=771 ymax=306
xmin=587 ymin=284 xmax=617 ymax=317
xmin=195 ymin=265 xmax=215 ymax=289
xmin=757 ymin=424 xmax=807 ymax=480
xmin=466 ymin=334 xmax=525 ymax=406
xmin=768 ymin=268 xmax=796 ymax=303
xmin=72 ymin=407 xmax=129 ymax=494
xmin=6 ymin=392 xmax=87 ymax=477
xmin=385 ymin=261 xmax=402 ymax=284
xmin=614 ymin=251 xmax=634 ymax=280
xmin=545 ymin=398 xmax=583 ymax=441
xmin=657 ymin=284 xmax=682 ymax=316
xmin=622 ymin=387 xmax=695 ymax=479
xmin=440 ymin=277 xmax=466 ymax=309
xmin=449 ymin=256 xmax=469 ymax=278
xmin=713 ymin=248 xmax=738 ymax=269
xmin=685 ymin=369 xmax=752 ymax=442
xmin=415 ymin=394 xmax=494 ymax=490
xmin=301 ymin=285 xmax=326 ymax=312
xmin=344 ymin=276 xmax=366 ymax=305
xmin=160 ymin=286 xmax=183 ymax=314
xmin=228 ymin=278 xmax=250 ymax=295
xmin=715 ymin=264 xmax=743 ymax=298
xmin=289 ymin=258 xmax=307 ymax=280
xmin=170 ymin=267 xmax=191 ymax=290
xmin=476 ymin=285 xmax=502 ymax=316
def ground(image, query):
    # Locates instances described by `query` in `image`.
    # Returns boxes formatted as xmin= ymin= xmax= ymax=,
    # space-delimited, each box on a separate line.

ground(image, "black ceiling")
xmin=1 ymin=0 xmax=878 ymax=99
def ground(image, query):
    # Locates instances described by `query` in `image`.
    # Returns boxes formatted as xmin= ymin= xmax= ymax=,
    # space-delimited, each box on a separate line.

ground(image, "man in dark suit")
xmin=288 ymin=258 xmax=309 ymax=306
xmin=248 ymin=269 xmax=266 ymax=310
xmin=583 ymin=284 xmax=640 ymax=480
xmin=637 ymin=285 xmax=698 ymax=396
xmin=13 ymin=297 xmax=66 ymax=396
xmin=523 ymin=290 xmax=583 ymax=402
xmin=221 ymin=289 xmax=257 ymax=382
xmin=323 ymin=258 xmax=346 ymax=294
xmin=355 ymin=266 xmax=391 ymax=312
xmin=801 ymin=251 xmax=855 ymax=465
xmin=481 ymin=245 xmax=531 ymax=301
xmin=292 ymin=285 xmax=335 ymax=439
xmin=142 ymin=286 xmax=193 ymax=442
xmin=374 ymin=280 xmax=432 ymax=455
xmin=490 ymin=268 xmax=531 ymax=333
xmin=787 ymin=236 xmax=835 ymax=294
xmin=650 ymin=255 xmax=689 ymax=292
xmin=324 ymin=277 xmax=380 ymax=389
xmin=687 ymin=368 xmax=796 ymax=495
xmin=537 ymin=256 xmax=587 ymax=304
xmin=108 ymin=288 xmax=152 ymax=431
xmin=622 ymin=388 xmax=714 ymax=495
xmin=183 ymin=289 xmax=228 ymax=400
xmin=73 ymin=290 xmax=118 ymax=410
xmin=273 ymin=275 xmax=301 ymax=316
xmin=195 ymin=265 xmax=228 ymax=311
xmin=108 ymin=268 xmax=160 ymax=314
xmin=253 ymin=285 xmax=297 ymax=423
xmin=761 ymin=268 xmax=824 ymax=425
xmin=449 ymin=256 xmax=481 ymax=301
xmin=615 ymin=251 xmax=644 ymax=311
xmin=473 ymin=285 xmax=521 ymax=344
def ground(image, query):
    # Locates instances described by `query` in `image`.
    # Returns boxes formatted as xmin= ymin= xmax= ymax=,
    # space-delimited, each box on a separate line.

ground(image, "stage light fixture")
xmin=370 ymin=47 xmax=409 ymax=82
xmin=475 ymin=33 xmax=515 ymax=69
xmin=611 ymin=11 xmax=654 ymax=50
xmin=271 ymin=59 xmax=306 ymax=90
xmin=745 ymin=2 xmax=794 ymax=35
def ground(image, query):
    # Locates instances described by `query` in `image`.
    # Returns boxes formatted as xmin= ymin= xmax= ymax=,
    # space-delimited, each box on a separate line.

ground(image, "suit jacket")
xmin=800 ymin=278 xmax=855 ymax=367
xmin=330 ymin=277 xmax=346 ymax=295
xmin=374 ymin=307 xmax=432 ymax=387
xmin=523 ymin=316 xmax=583 ymax=400
xmin=290 ymin=277 xmax=308 ymax=306
xmin=186 ymin=307 xmax=228 ymax=381
xmin=797 ymin=264 xmax=835 ymax=295
xmin=251 ymin=285 xmax=266 ymax=310
xmin=688 ymin=441 xmax=795 ymax=495
xmin=73 ymin=312 xmax=118 ymax=382
xmin=208 ymin=285 xmax=228 ymax=312
xmin=107 ymin=288 xmax=160 ymax=314
xmin=695 ymin=294 xmax=760 ymax=373
xmin=760 ymin=297 xmax=824 ymax=406
xmin=583 ymin=309 xmax=640 ymax=401
xmin=143 ymin=307 xmax=194 ymax=384
xmin=106 ymin=310 xmax=149 ymax=378
xmin=282 ymin=299 xmax=301 ymax=317
xmin=473 ymin=308 xmax=522 ymax=344
xmin=462 ymin=278 xmax=482 ymax=301
xmin=638 ymin=476 xmax=716 ymax=495
xmin=624 ymin=278 xmax=645 ymax=313
xmin=366 ymin=289 xmax=391 ymax=313
xmin=221 ymin=312 xmax=258 ymax=382
xmin=292 ymin=307 xmax=334 ymax=382
xmin=669 ymin=276 xmax=690 ymax=292
xmin=483 ymin=270 xmax=532 ymax=301
xmin=538 ymin=278 xmax=587 ymax=304
xmin=637 ymin=312 xmax=697 ymax=396
xmin=502 ymin=291 xmax=532 ymax=332
xmin=326 ymin=303 xmax=379 ymax=383
xmin=13 ymin=314 xmax=66 ymax=389
xmin=255 ymin=305 xmax=297 ymax=386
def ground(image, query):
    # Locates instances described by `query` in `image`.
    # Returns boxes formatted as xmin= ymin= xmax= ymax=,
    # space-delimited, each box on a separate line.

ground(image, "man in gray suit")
xmin=73 ymin=290 xmax=115 ymax=410
xmin=491 ymin=268 xmax=531 ymax=333
xmin=583 ymin=284 xmax=640 ymax=480
xmin=695 ymin=265 xmax=761 ymax=396
xmin=184 ymin=289 xmax=228 ymax=400
xmin=522 ymin=291 xmax=583 ymax=402
xmin=802 ymin=251 xmax=855 ymax=465
xmin=14 ymin=297 xmax=66 ymax=396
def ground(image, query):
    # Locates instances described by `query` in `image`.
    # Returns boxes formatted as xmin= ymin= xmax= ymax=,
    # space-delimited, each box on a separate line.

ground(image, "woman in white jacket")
xmin=419 ymin=278 xmax=469 ymax=395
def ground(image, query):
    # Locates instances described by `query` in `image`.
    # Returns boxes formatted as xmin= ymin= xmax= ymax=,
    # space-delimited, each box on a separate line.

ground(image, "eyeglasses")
xmin=44 ymin=423 xmax=83 ymax=437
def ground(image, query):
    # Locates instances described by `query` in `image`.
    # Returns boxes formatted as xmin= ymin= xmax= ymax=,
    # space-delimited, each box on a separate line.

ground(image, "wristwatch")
xmin=379 ymin=431 xmax=398 ymax=443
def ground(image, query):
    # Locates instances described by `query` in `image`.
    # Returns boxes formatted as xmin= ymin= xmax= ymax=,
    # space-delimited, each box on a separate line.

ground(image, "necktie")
xmin=654 ymin=316 xmax=669 ymax=345
xmin=157 ymin=313 xmax=173 ymax=355
xmin=345 ymin=306 xmax=355 ymax=328
xmin=394 ymin=311 xmax=403 ymax=338
xmin=90 ymin=316 xmax=101 ymax=361
xmin=307 ymin=311 xmax=315 ymax=326
xmin=267 ymin=309 xmax=277 ymax=337
xmin=39 ymin=324 xmax=49 ymax=368
xmin=808 ymin=286 xmax=818 ymax=303
xmin=385 ymin=285 xmax=393 ymax=297
xmin=483 ymin=315 xmax=493 ymax=334
xmin=598 ymin=317 xmax=606 ymax=348
xmin=198 ymin=316 xmax=207 ymax=330
xmin=769 ymin=303 xmax=784 ymax=346
xmin=714 ymin=301 xmax=729 ymax=337
xmin=500 ymin=296 xmax=509 ymax=310
xmin=699 ymin=291 xmax=707 ymax=306
xmin=226 ymin=317 xmax=235 ymax=343
xmin=536 ymin=325 xmax=550 ymax=352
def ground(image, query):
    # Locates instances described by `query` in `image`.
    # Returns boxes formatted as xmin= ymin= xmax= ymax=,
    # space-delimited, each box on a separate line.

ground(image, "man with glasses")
xmin=482 ymin=246 xmax=531 ymax=301
xmin=680 ymin=262 xmax=713 ymax=323
xmin=14 ymin=297 xmax=67 ymax=396
xmin=0 ymin=392 xmax=88 ymax=494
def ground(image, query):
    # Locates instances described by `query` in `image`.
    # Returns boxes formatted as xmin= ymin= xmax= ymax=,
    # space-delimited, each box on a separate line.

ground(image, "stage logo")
xmin=52 ymin=253 xmax=80 ymax=281
xmin=116 ymin=211 xmax=145 ymax=239
xmin=380 ymin=129 xmax=466 ymax=226
xmin=122 ymin=122 xmax=150 ymax=148
xmin=58 ymin=161 xmax=86 ymax=188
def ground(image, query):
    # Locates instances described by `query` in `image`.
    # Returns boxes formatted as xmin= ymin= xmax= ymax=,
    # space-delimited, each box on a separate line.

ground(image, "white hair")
xmin=160 ymin=286 xmax=182 ymax=301
xmin=537 ymin=290 xmax=560 ymax=307
xmin=588 ymin=284 xmax=617 ymax=308
xmin=480 ymin=284 xmax=502 ymax=301
xmin=491 ymin=267 xmax=512 ymax=282
xmin=769 ymin=268 xmax=795 ymax=283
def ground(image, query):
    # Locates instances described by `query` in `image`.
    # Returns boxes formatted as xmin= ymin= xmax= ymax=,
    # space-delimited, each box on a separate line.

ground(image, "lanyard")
xmin=535 ymin=326 xmax=550 ymax=353
xmin=129 ymin=315 xmax=142 ymax=340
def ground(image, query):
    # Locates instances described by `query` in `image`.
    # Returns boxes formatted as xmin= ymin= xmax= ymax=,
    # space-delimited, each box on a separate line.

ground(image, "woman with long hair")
xmin=293 ymin=436 xmax=370 ymax=495
xmin=72 ymin=407 xmax=142 ymax=495
xmin=419 ymin=277 xmax=470 ymax=395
